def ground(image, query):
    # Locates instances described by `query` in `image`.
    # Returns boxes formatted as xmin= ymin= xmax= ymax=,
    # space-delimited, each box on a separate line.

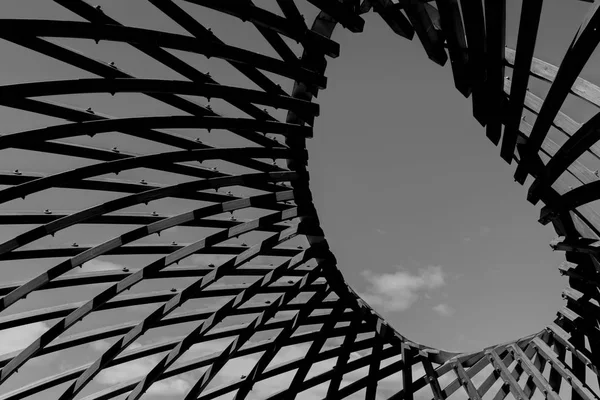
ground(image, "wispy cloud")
xmin=79 ymin=259 xmax=126 ymax=272
xmin=89 ymin=340 xmax=112 ymax=352
xmin=0 ymin=322 xmax=49 ymax=356
xmin=91 ymin=339 xmax=384 ymax=399
xmin=359 ymin=266 xmax=445 ymax=312
xmin=479 ymin=226 xmax=491 ymax=236
xmin=94 ymin=341 xmax=196 ymax=396
xmin=99 ymin=361 xmax=192 ymax=396
xmin=463 ymin=226 xmax=491 ymax=243
xmin=433 ymin=303 xmax=455 ymax=317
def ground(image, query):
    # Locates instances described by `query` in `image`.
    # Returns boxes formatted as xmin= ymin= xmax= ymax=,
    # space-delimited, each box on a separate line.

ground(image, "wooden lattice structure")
xmin=1 ymin=0 xmax=600 ymax=399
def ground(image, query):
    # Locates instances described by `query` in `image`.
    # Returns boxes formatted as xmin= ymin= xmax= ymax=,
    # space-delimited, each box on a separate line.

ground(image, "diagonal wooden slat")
xmin=513 ymin=2 xmax=600 ymax=184
xmin=500 ymin=0 xmax=543 ymax=162
xmin=482 ymin=0 xmax=506 ymax=145
xmin=488 ymin=348 xmax=529 ymax=400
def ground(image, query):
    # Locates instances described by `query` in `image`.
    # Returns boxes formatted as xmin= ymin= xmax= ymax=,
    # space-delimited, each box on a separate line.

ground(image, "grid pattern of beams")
xmin=0 ymin=0 xmax=600 ymax=399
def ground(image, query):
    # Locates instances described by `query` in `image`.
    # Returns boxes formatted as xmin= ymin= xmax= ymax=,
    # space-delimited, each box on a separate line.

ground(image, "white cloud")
xmin=0 ymin=322 xmax=48 ymax=356
xmin=95 ymin=340 xmax=198 ymax=396
xmin=237 ymin=345 xmax=369 ymax=400
xmin=90 ymin=340 xmax=112 ymax=352
xmin=98 ymin=358 xmax=155 ymax=385
xmin=147 ymin=378 xmax=191 ymax=395
xmin=94 ymin=340 xmax=236 ymax=396
xmin=93 ymin=338 xmax=404 ymax=399
xmin=97 ymin=352 xmax=193 ymax=396
xmin=175 ymin=341 xmax=373 ymax=399
xmin=79 ymin=259 xmax=126 ymax=272
xmin=433 ymin=303 xmax=455 ymax=317
xmin=359 ymin=266 xmax=445 ymax=312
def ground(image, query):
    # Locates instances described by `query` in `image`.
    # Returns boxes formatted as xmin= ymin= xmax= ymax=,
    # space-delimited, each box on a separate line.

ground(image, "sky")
xmin=0 ymin=0 xmax=598 ymax=399
xmin=306 ymin=2 xmax=594 ymax=353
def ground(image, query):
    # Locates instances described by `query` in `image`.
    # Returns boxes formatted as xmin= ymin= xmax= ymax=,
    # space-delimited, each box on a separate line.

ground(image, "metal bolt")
xmin=152 ymin=211 xmax=158 ymax=216
xmin=140 ymin=179 xmax=147 ymax=185
xmin=44 ymin=209 xmax=52 ymax=214
xmin=112 ymin=147 xmax=119 ymax=153
xmin=123 ymin=268 xmax=129 ymax=272
xmin=13 ymin=169 xmax=21 ymax=175
xmin=72 ymin=242 xmax=79 ymax=247
xmin=86 ymin=107 xmax=94 ymax=114
xmin=208 ymin=263 xmax=215 ymax=268
xmin=170 ymin=288 xmax=177 ymax=293
xmin=171 ymin=241 xmax=177 ymax=245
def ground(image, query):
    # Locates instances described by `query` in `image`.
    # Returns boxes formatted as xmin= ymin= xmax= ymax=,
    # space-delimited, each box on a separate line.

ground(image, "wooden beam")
xmin=403 ymin=0 xmax=447 ymax=65
xmin=532 ymin=337 xmax=599 ymax=400
xmin=482 ymin=0 xmax=506 ymax=145
xmin=435 ymin=0 xmax=470 ymax=96
xmin=500 ymin=0 xmax=543 ymax=162
xmin=513 ymin=3 xmax=600 ymax=184
xmin=305 ymin=0 xmax=365 ymax=33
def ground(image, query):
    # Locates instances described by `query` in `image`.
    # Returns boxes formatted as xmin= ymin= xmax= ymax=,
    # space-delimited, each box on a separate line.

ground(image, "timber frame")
xmin=0 ymin=0 xmax=600 ymax=399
